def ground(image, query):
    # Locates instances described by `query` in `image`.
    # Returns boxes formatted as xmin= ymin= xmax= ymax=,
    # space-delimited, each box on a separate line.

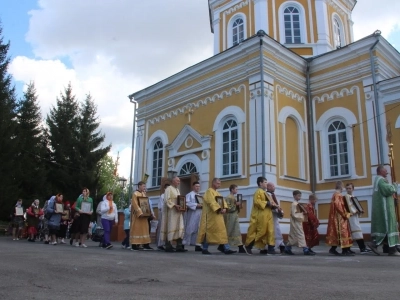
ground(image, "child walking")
xmin=284 ymin=190 xmax=315 ymax=255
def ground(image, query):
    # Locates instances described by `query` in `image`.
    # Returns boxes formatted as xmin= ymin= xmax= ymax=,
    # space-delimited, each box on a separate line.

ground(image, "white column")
xmin=315 ymin=0 xmax=331 ymax=54
xmin=253 ymin=0 xmax=268 ymax=34
xmin=213 ymin=15 xmax=220 ymax=55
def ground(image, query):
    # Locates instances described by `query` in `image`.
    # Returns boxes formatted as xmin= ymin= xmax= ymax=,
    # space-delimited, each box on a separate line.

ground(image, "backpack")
xmin=44 ymin=199 xmax=55 ymax=220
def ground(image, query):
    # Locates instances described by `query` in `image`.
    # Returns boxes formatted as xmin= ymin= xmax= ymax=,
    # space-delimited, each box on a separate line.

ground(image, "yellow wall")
xmin=285 ymin=117 xmax=300 ymax=178
xmin=385 ymin=101 xmax=400 ymax=178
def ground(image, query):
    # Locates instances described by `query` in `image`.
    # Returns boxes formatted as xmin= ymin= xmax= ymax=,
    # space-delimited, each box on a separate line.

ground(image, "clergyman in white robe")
xmin=183 ymin=191 xmax=202 ymax=247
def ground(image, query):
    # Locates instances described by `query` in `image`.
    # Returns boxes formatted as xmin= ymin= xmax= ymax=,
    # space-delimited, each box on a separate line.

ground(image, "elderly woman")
xmin=47 ymin=194 xmax=64 ymax=245
xmin=26 ymin=199 xmax=43 ymax=242
xmin=100 ymin=192 xmax=118 ymax=249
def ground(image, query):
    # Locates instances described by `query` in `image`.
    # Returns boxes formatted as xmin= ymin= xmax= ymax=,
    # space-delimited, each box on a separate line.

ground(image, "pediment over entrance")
xmin=166 ymin=125 xmax=211 ymax=157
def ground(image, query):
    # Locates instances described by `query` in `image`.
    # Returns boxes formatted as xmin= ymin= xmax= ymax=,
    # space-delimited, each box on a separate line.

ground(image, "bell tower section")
xmin=208 ymin=0 xmax=357 ymax=56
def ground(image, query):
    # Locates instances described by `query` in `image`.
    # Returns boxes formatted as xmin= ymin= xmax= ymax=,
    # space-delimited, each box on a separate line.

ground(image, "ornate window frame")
xmin=332 ymin=13 xmax=346 ymax=48
xmin=146 ymin=130 xmax=168 ymax=188
xmin=227 ymin=13 xmax=247 ymax=48
xmin=278 ymin=1 xmax=308 ymax=46
xmin=278 ymin=1 xmax=307 ymax=45
xmin=316 ymin=108 xmax=357 ymax=180
xmin=213 ymin=106 xmax=245 ymax=179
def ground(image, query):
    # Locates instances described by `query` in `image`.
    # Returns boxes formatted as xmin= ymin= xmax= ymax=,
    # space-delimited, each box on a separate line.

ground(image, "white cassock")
xmin=182 ymin=191 xmax=202 ymax=246
xmin=160 ymin=186 xmax=184 ymax=242
xmin=344 ymin=194 xmax=364 ymax=240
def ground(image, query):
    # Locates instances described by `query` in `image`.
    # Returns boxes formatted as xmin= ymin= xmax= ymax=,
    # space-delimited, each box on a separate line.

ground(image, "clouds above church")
xmin=8 ymin=0 xmax=400 ymax=177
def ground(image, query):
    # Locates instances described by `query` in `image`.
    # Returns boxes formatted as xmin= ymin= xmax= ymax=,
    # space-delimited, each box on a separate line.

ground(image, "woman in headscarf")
xmin=26 ymin=199 xmax=43 ymax=242
xmin=100 ymin=192 xmax=118 ymax=249
xmin=47 ymin=194 xmax=64 ymax=245
xmin=75 ymin=188 xmax=93 ymax=248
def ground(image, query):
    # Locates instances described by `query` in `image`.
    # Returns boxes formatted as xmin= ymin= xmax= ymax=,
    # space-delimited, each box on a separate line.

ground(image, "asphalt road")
xmin=0 ymin=237 xmax=399 ymax=300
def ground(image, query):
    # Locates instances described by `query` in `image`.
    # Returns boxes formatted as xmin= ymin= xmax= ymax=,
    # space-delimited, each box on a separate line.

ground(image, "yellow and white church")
xmin=129 ymin=0 xmax=400 ymax=236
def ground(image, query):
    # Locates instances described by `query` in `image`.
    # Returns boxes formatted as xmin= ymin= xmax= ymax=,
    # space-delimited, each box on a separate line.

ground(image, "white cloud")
xmin=352 ymin=0 xmax=400 ymax=40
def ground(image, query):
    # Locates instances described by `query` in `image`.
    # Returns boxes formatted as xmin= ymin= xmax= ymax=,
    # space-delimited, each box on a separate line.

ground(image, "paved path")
xmin=0 ymin=238 xmax=398 ymax=299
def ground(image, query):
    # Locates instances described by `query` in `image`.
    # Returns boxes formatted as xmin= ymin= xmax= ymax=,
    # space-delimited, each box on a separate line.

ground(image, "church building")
xmin=128 ymin=0 xmax=400 ymax=236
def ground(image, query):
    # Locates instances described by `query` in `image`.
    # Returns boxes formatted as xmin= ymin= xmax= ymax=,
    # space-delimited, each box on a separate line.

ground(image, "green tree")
xmin=0 ymin=22 xmax=19 ymax=220
xmin=97 ymin=155 xmax=128 ymax=210
xmin=16 ymin=82 xmax=49 ymax=200
xmin=46 ymin=83 xmax=80 ymax=200
xmin=77 ymin=94 xmax=111 ymax=193
xmin=46 ymin=85 xmax=111 ymax=202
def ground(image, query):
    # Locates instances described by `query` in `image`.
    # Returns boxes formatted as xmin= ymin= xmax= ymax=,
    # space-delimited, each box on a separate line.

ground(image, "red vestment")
xmin=325 ymin=191 xmax=353 ymax=248
xmin=302 ymin=203 xmax=319 ymax=248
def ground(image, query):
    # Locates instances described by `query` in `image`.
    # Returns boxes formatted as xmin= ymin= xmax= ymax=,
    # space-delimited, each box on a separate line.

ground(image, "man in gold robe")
xmin=196 ymin=178 xmax=237 ymax=255
xmin=130 ymin=181 xmax=153 ymax=251
xmin=160 ymin=177 xmax=185 ymax=252
xmin=326 ymin=181 xmax=353 ymax=255
xmin=245 ymin=177 xmax=276 ymax=255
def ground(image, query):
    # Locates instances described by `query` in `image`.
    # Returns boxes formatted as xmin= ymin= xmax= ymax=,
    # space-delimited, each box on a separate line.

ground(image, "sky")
xmin=0 ymin=0 xmax=399 ymax=180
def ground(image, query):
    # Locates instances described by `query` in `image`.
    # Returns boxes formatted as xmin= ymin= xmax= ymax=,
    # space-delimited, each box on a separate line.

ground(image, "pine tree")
xmin=16 ymin=82 xmax=49 ymax=200
xmin=46 ymin=86 xmax=111 ymax=202
xmin=77 ymin=94 xmax=111 ymax=195
xmin=0 ymin=22 xmax=20 ymax=220
xmin=46 ymin=83 xmax=80 ymax=199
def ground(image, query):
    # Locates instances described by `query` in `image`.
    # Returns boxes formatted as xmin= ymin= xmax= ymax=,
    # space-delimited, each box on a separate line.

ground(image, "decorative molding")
xmin=185 ymin=136 xmax=193 ymax=148
xmin=276 ymin=84 xmax=305 ymax=102
xmin=312 ymin=87 xmax=356 ymax=103
xmin=224 ymin=0 xmax=249 ymax=16
xmin=166 ymin=125 xmax=212 ymax=158
xmin=250 ymin=87 xmax=274 ymax=100
xmin=326 ymin=0 xmax=348 ymax=16
xmin=148 ymin=84 xmax=246 ymax=125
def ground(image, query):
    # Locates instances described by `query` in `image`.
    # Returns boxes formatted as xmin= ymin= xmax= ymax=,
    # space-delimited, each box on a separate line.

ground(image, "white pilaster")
xmin=253 ymin=0 xmax=268 ymax=34
xmin=315 ymin=0 xmax=332 ymax=54
xmin=213 ymin=14 xmax=221 ymax=55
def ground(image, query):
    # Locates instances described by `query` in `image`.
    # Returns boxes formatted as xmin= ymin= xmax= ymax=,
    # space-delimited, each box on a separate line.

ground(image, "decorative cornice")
xmin=147 ymin=84 xmax=246 ymax=125
xmin=312 ymin=86 xmax=358 ymax=103
xmin=276 ymin=84 xmax=305 ymax=102
xmin=224 ymin=0 xmax=249 ymax=16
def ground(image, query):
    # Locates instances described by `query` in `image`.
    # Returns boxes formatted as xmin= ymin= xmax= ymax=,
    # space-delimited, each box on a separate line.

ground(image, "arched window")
xmin=333 ymin=16 xmax=345 ymax=48
xmin=222 ymin=119 xmax=239 ymax=176
xmin=284 ymin=6 xmax=301 ymax=44
xmin=152 ymin=140 xmax=163 ymax=186
xmin=328 ymin=121 xmax=349 ymax=177
xmin=179 ymin=162 xmax=197 ymax=176
xmin=232 ymin=18 xmax=244 ymax=46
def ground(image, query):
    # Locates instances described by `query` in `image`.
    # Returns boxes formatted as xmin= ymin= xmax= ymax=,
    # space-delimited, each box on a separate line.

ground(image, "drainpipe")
xmin=306 ymin=60 xmax=316 ymax=193
xmin=258 ymin=30 xmax=266 ymax=179
xmin=369 ymin=33 xmax=383 ymax=164
xmin=128 ymin=96 xmax=138 ymax=199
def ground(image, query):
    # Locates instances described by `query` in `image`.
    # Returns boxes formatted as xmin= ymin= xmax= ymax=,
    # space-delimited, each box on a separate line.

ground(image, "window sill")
xmin=323 ymin=175 xmax=352 ymax=181
xmin=219 ymin=174 xmax=243 ymax=181
xmin=282 ymin=175 xmax=307 ymax=182
xmin=146 ymin=186 xmax=160 ymax=192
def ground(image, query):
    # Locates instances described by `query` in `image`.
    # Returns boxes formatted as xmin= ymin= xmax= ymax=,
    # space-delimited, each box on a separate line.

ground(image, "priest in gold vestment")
xmin=130 ymin=181 xmax=153 ymax=250
xmin=245 ymin=177 xmax=276 ymax=255
xmin=196 ymin=178 xmax=237 ymax=255
xmin=160 ymin=177 xmax=185 ymax=252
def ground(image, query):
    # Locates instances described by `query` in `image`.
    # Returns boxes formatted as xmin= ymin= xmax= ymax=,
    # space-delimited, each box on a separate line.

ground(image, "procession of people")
xmin=7 ymin=165 xmax=399 ymax=257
